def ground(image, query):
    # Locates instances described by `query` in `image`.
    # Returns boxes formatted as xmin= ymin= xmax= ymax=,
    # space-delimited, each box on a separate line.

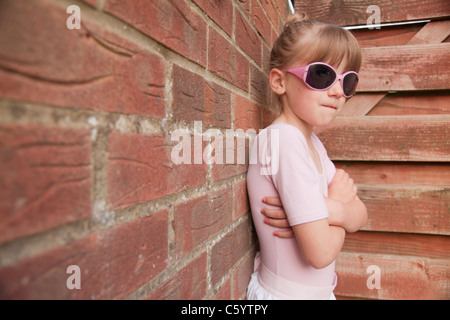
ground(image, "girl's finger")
xmin=261 ymin=208 xmax=287 ymax=219
xmin=273 ymin=229 xmax=295 ymax=238
xmin=262 ymin=197 xmax=283 ymax=207
xmin=264 ymin=217 xmax=290 ymax=228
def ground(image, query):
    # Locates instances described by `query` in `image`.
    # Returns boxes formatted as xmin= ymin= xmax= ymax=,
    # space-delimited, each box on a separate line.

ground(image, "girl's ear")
xmin=269 ymin=68 xmax=286 ymax=95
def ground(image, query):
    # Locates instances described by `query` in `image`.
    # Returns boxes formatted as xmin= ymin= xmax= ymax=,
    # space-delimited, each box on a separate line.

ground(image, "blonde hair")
xmin=267 ymin=14 xmax=362 ymax=115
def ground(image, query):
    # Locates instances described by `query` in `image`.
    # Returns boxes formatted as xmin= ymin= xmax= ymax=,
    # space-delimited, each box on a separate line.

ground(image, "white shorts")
xmin=246 ymin=272 xmax=336 ymax=300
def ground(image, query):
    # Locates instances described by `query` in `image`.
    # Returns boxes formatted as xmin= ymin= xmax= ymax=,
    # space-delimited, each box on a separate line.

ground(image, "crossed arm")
xmin=260 ymin=169 xmax=367 ymax=268
xmin=262 ymin=169 xmax=368 ymax=238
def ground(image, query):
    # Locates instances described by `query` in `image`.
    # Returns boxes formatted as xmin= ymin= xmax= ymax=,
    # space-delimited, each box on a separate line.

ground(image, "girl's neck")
xmin=274 ymin=109 xmax=314 ymax=141
xmin=274 ymin=110 xmax=323 ymax=174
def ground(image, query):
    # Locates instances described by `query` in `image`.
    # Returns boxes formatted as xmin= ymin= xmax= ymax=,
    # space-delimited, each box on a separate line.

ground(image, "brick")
xmin=211 ymin=278 xmax=232 ymax=299
xmin=262 ymin=43 xmax=272 ymax=74
xmin=173 ymin=187 xmax=233 ymax=258
xmin=211 ymin=136 xmax=250 ymax=181
xmin=250 ymin=64 xmax=269 ymax=103
xmin=0 ymin=210 xmax=168 ymax=299
xmin=236 ymin=0 xmax=251 ymax=17
xmin=234 ymin=95 xmax=262 ymax=132
xmin=260 ymin=0 xmax=279 ymax=32
xmin=251 ymin=0 xmax=273 ymax=45
xmin=235 ymin=10 xmax=262 ymax=66
xmin=108 ymin=131 xmax=207 ymax=210
xmin=233 ymin=253 xmax=254 ymax=299
xmin=172 ymin=65 xmax=231 ymax=128
xmin=208 ymin=27 xmax=249 ymax=92
xmin=192 ymin=0 xmax=233 ymax=36
xmin=273 ymin=0 xmax=289 ymax=20
xmin=94 ymin=210 xmax=169 ymax=299
xmin=146 ymin=253 xmax=207 ymax=299
xmin=262 ymin=107 xmax=277 ymax=128
xmin=0 ymin=0 xmax=165 ymax=118
xmin=105 ymin=0 xmax=207 ymax=67
xmin=210 ymin=220 xmax=252 ymax=286
xmin=234 ymin=180 xmax=250 ymax=219
xmin=0 ymin=124 xmax=91 ymax=245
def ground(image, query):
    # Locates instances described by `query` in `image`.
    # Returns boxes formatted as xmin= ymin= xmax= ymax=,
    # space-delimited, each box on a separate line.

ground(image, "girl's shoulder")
xmin=263 ymin=122 xmax=307 ymax=141
xmin=258 ymin=122 xmax=310 ymax=153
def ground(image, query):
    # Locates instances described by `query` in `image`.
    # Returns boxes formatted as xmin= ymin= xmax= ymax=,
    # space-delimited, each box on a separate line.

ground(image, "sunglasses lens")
xmin=305 ymin=64 xmax=336 ymax=89
xmin=343 ymin=73 xmax=358 ymax=97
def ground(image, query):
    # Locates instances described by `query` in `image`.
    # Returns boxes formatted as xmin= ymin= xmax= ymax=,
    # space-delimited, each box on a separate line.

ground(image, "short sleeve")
xmin=269 ymin=126 xmax=329 ymax=226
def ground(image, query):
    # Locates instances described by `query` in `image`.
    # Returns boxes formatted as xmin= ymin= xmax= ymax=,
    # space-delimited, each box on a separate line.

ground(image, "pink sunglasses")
xmin=282 ymin=62 xmax=359 ymax=98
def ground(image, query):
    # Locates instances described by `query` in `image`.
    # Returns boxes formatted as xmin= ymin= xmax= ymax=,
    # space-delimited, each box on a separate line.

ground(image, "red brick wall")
xmin=0 ymin=0 xmax=289 ymax=299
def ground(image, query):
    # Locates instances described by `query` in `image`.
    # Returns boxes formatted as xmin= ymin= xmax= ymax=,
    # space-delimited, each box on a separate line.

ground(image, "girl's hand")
xmin=261 ymin=197 xmax=294 ymax=238
xmin=328 ymin=169 xmax=357 ymax=203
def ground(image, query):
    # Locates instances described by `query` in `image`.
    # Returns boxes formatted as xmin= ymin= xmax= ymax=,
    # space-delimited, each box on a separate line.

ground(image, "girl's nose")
xmin=328 ymin=80 xmax=344 ymax=98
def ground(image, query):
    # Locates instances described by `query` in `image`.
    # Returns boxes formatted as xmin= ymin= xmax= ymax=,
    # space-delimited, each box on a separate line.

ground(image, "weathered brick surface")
xmin=210 ymin=220 xmax=253 ymax=287
xmin=211 ymin=136 xmax=250 ymax=181
xmin=234 ymin=180 xmax=250 ymax=219
xmin=234 ymin=95 xmax=262 ymax=131
xmin=208 ymin=27 xmax=249 ymax=91
xmin=0 ymin=0 xmax=166 ymax=117
xmin=145 ymin=253 xmax=207 ymax=300
xmin=105 ymin=0 xmax=207 ymax=67
xmin=172 ymin=65 xmax=231 ymax=128
xmin=233 ymin=252 xmax=255 ymax=299
xmin=173 ymin=187 xmax=233 ymax=258
xmin=108 ymin=131 xmax=207 ymax=210
xmin=251 ymin=0 xmax=275 ymax=46
xmin=235 ymin=10 xmax=262 ymax=66
xmin=0 ymin=124 xmax=91 ymax=245
xmin=0 ymin=0 xmax=288 ymax=300
xmin=0 ymin=210 xmax=168 ymax=299
xmin=192 ymin=0 xmax=234 ymax=36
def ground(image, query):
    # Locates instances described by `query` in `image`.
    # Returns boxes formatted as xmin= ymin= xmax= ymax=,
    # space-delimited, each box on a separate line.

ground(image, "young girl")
xmin=246 ymin=15 xmax=368 ymax=300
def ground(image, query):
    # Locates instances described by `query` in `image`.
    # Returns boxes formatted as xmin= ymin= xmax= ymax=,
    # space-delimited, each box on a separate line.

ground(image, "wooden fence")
xmin=294 ymin=0 xmax=450 ymax=299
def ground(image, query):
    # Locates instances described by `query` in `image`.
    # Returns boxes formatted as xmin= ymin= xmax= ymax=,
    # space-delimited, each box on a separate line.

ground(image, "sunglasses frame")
xmin=282 ymin=62 xmax=359 ymax=98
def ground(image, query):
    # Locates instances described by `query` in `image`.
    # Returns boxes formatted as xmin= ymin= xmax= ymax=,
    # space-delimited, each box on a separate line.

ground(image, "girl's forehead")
xmin=290 ymin=56 xmax=350 ymax=73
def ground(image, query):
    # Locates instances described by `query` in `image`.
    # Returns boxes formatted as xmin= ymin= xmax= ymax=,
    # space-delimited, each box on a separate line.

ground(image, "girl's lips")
xmin=322 ymin=105 xmax=337 ymax=110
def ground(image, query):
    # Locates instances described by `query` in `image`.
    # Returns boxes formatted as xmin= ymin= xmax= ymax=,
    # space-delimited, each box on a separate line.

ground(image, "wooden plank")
xmin=353 ymin=20 xmax=450 ymax=47
xmin=407 ymin=19 xmax=450 ymax=45
xmin=294 ymin=0 xmax=450 ymax=26
xmin=335 ymin=252 xmax=450 ymax=299
xmin=348 ymin=21 xmax=450 ymax=115
xmin=340 ymin=93 xmax=385 ymax=116
xmin=342 ymin=231 xmax=449 ymax=259
xmin=368 ymin=92 xmax=450 ymax=115
xmin=352 ymin=23 xmax=424 ymax=48
xmin=317 ymin=115 xmax=450 ymax=161
xmin=358 ymin=184 xmax=450 ymax=235
xmin=358 ymin=43 xmax=450 ymax=91
xmin=334 ymin=162 xmax=450 ymax=186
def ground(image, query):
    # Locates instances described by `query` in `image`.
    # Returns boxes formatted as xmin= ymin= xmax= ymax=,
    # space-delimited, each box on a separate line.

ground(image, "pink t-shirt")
xmin=247 ymin=122 xmax=337 ymax=286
